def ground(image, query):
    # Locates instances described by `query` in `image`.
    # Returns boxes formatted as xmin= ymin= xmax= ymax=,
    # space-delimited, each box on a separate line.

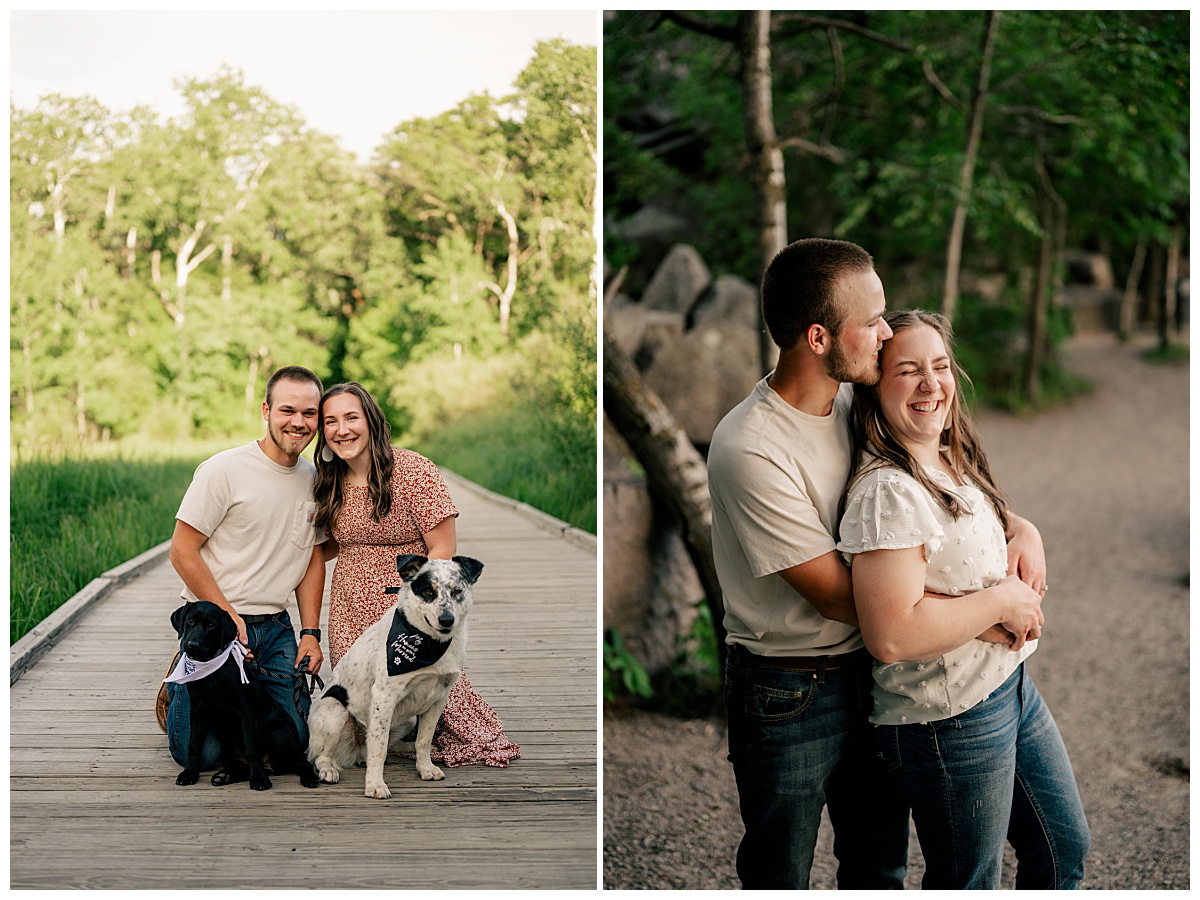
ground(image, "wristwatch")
xmin=299 ymin=628 xmax=322 ymax=642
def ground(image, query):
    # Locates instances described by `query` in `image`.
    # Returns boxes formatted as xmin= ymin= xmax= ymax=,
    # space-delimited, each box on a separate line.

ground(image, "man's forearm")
xmin=295 ymin=545 xmax=326 ymax=630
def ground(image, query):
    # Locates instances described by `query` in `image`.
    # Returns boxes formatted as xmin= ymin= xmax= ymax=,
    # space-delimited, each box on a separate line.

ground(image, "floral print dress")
xmin=328 ymin=449 xmax=520 ymax=768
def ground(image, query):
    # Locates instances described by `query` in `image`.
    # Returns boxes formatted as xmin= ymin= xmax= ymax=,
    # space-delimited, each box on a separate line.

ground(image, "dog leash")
xmin=294 ymin=656 xmax=324 ymax=723
xmin=244 ymin=656 xmax=324 ymax=723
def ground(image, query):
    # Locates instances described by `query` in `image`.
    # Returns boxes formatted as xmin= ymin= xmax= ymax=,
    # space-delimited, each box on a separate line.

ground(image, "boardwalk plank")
xmin=10 ymin=470 xmax=598 ymax=890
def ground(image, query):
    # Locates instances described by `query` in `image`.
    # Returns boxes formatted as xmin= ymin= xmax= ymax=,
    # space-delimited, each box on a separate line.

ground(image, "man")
xmin=707 ymin=239 xmax=1046 ymax=888
xmin=165 ymin=365 xmax=329 ymax=772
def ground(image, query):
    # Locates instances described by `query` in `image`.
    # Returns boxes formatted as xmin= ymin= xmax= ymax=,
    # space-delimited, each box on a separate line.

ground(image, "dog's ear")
xmin=170 ymin=604 xmax=190 ymax=636
xmin=396 ymin=554 xmax=428 ymax=582
xmin=453 ymin=556 xmax=484 ymax=584
xmin=218 ymin=606 xmax=238 ymax=645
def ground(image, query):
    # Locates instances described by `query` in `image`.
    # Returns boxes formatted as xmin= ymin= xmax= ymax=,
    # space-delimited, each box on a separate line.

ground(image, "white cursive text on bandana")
xmin=164 ymin=640 xmax=250 ymax=685
xmin=386 ymin=610 xmax=451 ymax=677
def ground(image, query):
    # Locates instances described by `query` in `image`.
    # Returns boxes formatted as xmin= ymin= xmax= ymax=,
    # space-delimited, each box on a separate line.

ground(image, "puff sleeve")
xmin=837 ymin=469 xmax=944 ymax=561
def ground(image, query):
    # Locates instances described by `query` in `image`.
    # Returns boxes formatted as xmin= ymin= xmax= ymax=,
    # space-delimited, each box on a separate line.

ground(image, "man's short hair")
xmin=265 ymin=366 xmax=323 ymax=408
xmin=761 ymin=238 xmax=875 ymax=351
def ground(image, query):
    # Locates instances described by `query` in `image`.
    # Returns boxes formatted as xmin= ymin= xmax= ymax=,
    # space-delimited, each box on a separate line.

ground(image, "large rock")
xmin=642 ymin=244 xmax=712 ymax=316
xmin=602 ymin=415 xmax=704 ymax=674
xmin=615 ymin=205 xmax=690 ymax=246
xmin=643 ymin=321 xmax=762 ymax=447
xmin=605 ymin=304 xmax=685 ymax=369
xmin=1065 ymin=251 xmax=1115 ymax=290
xmin=691 ymin=273 xmax=761 ymax=331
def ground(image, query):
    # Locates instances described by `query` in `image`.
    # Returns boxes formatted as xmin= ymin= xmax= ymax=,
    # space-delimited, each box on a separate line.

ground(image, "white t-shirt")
xmin=708 ymin=379 xmax=863 ymax=656
xmin=837 ymin=464 xmax=1035 ymax=725
xmin=175 ymin=441 xmax=326 ymax=615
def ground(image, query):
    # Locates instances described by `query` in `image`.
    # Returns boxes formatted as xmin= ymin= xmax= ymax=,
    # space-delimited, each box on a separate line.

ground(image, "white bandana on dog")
xmin=163 ymin=640 xmax=250 ymax=685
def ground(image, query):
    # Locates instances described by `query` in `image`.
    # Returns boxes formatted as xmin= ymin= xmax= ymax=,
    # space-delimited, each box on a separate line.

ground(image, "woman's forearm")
xmin=852 ymin=547 xmax=1038 ymax=663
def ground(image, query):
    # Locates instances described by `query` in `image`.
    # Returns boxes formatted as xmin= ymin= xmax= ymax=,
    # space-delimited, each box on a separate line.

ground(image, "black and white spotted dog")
xmin=306 ymin=554 xmax=483 ymax=798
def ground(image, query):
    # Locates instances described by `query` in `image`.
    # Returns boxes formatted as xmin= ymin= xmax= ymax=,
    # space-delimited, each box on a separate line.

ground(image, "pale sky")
xmin=10 ymin=10 xmax=598 ymax=162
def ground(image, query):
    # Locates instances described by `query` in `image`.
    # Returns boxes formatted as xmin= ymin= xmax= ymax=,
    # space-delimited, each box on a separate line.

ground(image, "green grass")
xmin=413 ymin=403 xmax=597 ymax=535
xmin=1142 ymin=342 xmax=1189 ymax=365
xmin=10 ymin=401 xmax=596 ymax=644
xmin=10 ymin=450 xmax=206 ymax=644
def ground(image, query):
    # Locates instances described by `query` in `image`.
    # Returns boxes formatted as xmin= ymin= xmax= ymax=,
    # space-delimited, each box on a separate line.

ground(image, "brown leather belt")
xmin=734 ymin=643 xmax=868 ymax=672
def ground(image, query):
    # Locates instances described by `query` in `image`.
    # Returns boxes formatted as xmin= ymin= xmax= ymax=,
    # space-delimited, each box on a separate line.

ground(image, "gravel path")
xmin=603 ymin=332 xmax=1189 ymax=889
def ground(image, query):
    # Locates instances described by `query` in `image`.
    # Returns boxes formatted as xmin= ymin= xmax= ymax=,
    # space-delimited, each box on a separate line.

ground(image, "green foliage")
xmin=10 ymin=450 xmax=204 ymax=642
xmin=1142 ymin=343 xmax=1189 ymax=366
xmin=603 ymin=627 xmax=653 ymax=701
xmin=951 ymin=292 xmax=1092 ymax=412
xmin=401 ymin=341 xmax=596 ymax=534
xmin=12 ymin=44 xmax=596 ymax=540
xmin=604 ymin=11 xmax=1188 ymax=401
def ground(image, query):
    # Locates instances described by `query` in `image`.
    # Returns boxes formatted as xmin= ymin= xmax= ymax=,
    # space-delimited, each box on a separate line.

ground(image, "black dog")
xmin=169 ymin=601 xmax=319 ymax=790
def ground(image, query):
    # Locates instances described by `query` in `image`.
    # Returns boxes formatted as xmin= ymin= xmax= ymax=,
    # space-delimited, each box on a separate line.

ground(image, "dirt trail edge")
xmin=603 ymin=332 xmax=1189 ymax=890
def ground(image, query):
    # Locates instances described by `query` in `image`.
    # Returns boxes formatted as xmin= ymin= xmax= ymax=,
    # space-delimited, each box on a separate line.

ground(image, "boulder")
xmin=615 ymin=205 xmax=690 ymax=246
xmin=691 ymin=273 xmax=761 ymax=331
xmin=643 ymin=321 xmax=761 ymax=447
xmin=642 ymin=244 xmax=712 ymax=316
xmin=602 ymin=415 xmax=704 ymax=673
xmin=1065 ymin=251 xmax=1115 ymax=290
xmin=605 ymin=304 xmax=685 ymax=369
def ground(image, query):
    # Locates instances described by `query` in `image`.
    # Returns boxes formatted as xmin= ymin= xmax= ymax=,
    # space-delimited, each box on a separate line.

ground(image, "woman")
xmin=835 ymin=309 xmax=1088 ymax=889
xmin=313 ymin=381 xmax=520 ymax=768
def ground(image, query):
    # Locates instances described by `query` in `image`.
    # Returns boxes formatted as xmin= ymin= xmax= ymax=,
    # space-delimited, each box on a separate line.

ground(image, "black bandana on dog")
xmin=385 ymin=609 xmax=451 ymax=676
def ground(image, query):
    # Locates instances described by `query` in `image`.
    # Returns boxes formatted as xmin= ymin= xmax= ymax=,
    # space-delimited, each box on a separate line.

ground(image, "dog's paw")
xmin=176 ymin=769 xmax=199 ymax=786
xmin=250 ymin=774 xmax=273 ymax=791
xmin=317 ymin=765 xmax=341 ymax=784
xmin=301 ymin=769 xmax=321 ymax=789
xmin=364 ymin=780 xmax=392 ymax=800
xmin=418 ymin=763 xmax=445 ymax=782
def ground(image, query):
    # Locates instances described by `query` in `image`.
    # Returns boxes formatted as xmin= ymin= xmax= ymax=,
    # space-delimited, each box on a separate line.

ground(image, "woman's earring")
xmin=320 ymin=444 xmax=334 ymax=463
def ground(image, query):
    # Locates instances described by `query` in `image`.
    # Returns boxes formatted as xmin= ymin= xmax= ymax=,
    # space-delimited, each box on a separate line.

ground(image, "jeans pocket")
xmin=875 ymin=725 xmax=903 ymax=773
xmin=745 ymin=679 xmax=817 ymax=724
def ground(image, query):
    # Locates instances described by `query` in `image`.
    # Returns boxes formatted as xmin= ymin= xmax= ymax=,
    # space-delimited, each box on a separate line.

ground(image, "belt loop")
xmin=815 ymin=656 xmax=827 ymax=685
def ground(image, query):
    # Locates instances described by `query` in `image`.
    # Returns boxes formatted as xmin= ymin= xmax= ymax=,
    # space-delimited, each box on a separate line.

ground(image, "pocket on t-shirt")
xmin=290 ymin=500 xmax=319 ymax=550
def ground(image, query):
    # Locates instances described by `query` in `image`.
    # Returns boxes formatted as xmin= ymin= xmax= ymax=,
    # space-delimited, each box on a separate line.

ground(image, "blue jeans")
xmin=724 ymin=643 xmax=910 ymax=889
xmin=876 ymin=664 xmax=1090 ymax=889
xmin=167 ymin=610 xmax=310 ymax=770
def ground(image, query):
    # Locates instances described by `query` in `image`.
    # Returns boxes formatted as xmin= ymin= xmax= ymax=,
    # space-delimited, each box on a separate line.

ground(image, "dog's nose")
xmin=438 ymin=612 xmax=455 ymax=630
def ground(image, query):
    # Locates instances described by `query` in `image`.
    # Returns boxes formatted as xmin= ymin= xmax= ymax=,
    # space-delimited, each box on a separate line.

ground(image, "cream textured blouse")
xmin=837 ymin=464 xmax=1035 ymax=726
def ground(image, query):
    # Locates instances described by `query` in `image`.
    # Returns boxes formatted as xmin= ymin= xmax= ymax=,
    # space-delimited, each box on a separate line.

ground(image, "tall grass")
xmin=10 ymin=451 xmax=204 ymax=643
xmin=413 ymin=402 xmax=597 ymax=535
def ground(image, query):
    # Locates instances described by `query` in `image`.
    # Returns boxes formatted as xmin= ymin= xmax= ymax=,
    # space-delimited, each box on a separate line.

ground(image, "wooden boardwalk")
xmin=10 ymin=471 xmax=598 ymax=890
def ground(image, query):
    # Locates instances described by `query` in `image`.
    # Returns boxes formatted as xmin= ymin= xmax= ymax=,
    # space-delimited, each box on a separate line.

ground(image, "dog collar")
xmin=386 ymin=610 xmax=451 ymax=677
xmin=163 ymin=641 xmax=250 ymax=685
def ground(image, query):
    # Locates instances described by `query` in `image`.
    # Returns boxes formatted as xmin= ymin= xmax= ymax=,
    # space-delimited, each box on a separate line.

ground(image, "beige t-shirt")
xmin=707 ymin=379 xmax=863 ymax=656
xmin=837 ymin=464 xmax=1035 ymax=725
xmin=175 ymin=441 xmax=326 ymax=615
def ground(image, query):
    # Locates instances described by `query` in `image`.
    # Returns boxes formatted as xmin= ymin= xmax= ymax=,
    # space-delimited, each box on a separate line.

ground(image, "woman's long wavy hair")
xmin=313 ymin=382 xmax=395 ymax=531
xmin=841 ymin=309 xmax=1011 ymax=533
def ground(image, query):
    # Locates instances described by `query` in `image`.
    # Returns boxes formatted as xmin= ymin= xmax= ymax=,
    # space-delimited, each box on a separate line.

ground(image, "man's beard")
xmin=268 ymin=421 xmax=313 ymax=457
xmin=824 ymin=336 xmax=880 ymax=385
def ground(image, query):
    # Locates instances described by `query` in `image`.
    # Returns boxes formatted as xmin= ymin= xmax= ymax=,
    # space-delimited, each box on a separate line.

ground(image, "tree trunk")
xmin=124 ymin=227 xmax=137 ymax=278
xmin=175 ymin=219 xmax=217 ymax=327
xmin=245 ymin=346 xmax=266 ymax=418
xmin=495 ymin=200 xmax=519 ymax=338
xmin=603 ymin=331 xmax=727 ymax=671
xmin=1024 ymin=192 xmax=1054 ymax=401
xmin=221 ymin=234 xmax=234 ymax=303
xmin=1118 ymin=236 xmax=1147 ymax=340
xmin=1024 ymin=145 xmax=1067 ymax=402
xmin=940 ymin=10 xmax=1001 ymax=323
xmin=1146 ymin=242 xmax=1165 ymax=346
xmin=739 ymin=10 xmax=786 ymax=376
xmin=1161 ymin=222 xmax=1181 ymax=350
